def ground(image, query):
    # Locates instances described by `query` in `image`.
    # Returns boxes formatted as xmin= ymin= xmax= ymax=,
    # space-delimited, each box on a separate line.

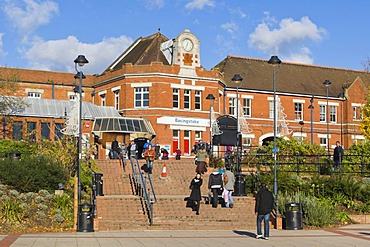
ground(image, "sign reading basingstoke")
xmin=157 ymin=116 xmax=208 ymax=127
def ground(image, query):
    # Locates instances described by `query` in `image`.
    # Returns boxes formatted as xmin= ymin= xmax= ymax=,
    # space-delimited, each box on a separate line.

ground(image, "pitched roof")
xmin=213 ymin=55 xmax=370 ymax=98
xmin=105 ymin=32 xmax=170 ymax=71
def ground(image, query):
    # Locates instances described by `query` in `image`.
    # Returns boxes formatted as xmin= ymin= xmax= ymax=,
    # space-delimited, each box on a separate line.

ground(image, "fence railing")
xmin=235 ymin=152 xmax=370 ymax=176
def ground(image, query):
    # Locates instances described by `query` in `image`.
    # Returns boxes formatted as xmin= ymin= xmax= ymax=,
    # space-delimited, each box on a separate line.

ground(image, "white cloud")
xmin=24 ymin=35 xmax=133 ymax=74
xmin=229 ymin=7 xmax=246 ymax=19
xmin=248 ymin=15 xmax=327 ymax=64
xmin=3 ymin=0 xmax=59 ymax=37
xmin=143 ymin=0 xmax=165 ymax=9
xmin=185 ymin=0 xmax=215 ymax=10
xmin=221 ymin=22 xmax=239 ymax=35
xmin=0 ymin=33 xmax=5 ymax=57
xmin=286 ymin=47 xmax=314 ymax=64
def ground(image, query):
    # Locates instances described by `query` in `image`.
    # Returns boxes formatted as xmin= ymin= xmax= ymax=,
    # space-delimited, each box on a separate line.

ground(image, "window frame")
xmin=173 ymin=88 xmax=179 ymax=109
xmin=243 ymin=98 xmax=251 ymax=118
xmin=135 ymin=87 xmax=149 ymax=108
xmin=184 ymin=89 xmax=191 ymax=110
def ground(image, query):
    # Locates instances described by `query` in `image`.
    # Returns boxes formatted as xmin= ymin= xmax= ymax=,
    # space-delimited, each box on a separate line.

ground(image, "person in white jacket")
xmin=223 ymin=167 xmax=235 ymax=208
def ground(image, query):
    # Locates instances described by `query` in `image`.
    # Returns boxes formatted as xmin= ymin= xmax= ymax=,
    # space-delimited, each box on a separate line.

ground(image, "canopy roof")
xmin=92 ymin=117 xmax=156 ymax=139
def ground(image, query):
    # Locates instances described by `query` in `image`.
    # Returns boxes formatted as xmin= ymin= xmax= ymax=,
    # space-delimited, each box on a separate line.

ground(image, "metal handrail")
xmin=129 ymin=157 xmax=157 ymax=225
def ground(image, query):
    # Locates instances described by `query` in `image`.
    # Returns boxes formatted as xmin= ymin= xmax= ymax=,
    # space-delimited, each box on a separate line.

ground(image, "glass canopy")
xmin=92 ymin=117 xmax=156 ymax=137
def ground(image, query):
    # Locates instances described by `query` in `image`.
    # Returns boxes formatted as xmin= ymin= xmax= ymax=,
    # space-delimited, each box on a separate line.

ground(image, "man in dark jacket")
xmin=111 ymin=138 xmax=119 ymax=159
xmin=208 ymin=170 xmax=223 ymax=208
xmin=255 ymin=182 xmax=274 ymax=240
xmin=333 ymin=141 xmax=344 ymax=172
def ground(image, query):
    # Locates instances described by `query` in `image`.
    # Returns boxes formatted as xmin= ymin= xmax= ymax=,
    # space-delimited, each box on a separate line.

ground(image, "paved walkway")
xmin=0 ymin=224 xmax=369 ymax=247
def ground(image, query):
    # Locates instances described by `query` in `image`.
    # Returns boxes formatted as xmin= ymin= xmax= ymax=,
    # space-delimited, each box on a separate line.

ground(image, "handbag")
xmin=141 ymin=164 xmax=149 ymax=172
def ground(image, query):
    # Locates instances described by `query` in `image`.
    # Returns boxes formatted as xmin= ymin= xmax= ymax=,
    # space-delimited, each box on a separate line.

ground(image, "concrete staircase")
xmin=95 ymin=158 xmax=259 ymax=230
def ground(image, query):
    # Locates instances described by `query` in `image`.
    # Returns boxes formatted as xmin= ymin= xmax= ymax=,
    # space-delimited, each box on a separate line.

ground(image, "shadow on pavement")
xmin=233 ymin=230 xmax=256 ymax=238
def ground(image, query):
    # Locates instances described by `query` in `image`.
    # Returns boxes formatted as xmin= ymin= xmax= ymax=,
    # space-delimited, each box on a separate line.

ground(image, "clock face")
xmin=182 ymin=38 xmax=193 ymax=52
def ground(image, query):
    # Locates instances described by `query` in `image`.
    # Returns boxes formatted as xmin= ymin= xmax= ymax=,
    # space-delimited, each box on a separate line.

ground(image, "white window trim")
xmin=351 ymin=135 xmax=365 ymax=140
xmin=318 ymin=133 xmax=331 ymax=138
xmin=318 ymin=101 xmax=339 ymax=106
xmin=171 ymin=83 xmax=204 ymax=91
xmin=131 ymin=83 xmax=153 ymax=88
xmin=111 ymin=86 xmax=121 ymax=92
xmin=26 ymin=88 xmax=44 ymax=93
xmin=293 ymin=99 xmax=305 ymax=103
xmin=98 ymin=90 xmax=107 ymax=96
xmin=241 ymin=95 xmax=254 ymax=99
xmin=292 ymin=132 xmax=307 ymax=137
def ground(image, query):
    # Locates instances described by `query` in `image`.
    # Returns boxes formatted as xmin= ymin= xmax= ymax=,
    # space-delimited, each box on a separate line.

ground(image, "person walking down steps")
xmin=195 ymin=145 xmax=209 ymax=174
xmin=188 ymin=173 xmax=203 ymax=215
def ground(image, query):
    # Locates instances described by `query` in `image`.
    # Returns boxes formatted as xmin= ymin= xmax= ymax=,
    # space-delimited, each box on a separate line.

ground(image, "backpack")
xmin=223 ymin=173 xmax=229 ymax=184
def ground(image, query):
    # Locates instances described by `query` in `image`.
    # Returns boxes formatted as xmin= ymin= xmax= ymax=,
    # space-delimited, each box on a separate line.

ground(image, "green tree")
xmin=359 ymin=88 xmax=370 ymax=139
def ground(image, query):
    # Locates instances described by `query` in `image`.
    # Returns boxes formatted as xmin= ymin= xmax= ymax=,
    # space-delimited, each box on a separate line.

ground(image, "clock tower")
xmin=173 ymin=30 xmax=200 ymax=70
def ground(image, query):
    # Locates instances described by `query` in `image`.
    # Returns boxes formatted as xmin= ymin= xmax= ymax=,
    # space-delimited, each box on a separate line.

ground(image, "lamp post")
xmin=338 ymin=89 xmax=346 ymax=146
xmin=268 ymin=55 xmax=282 ymax=217
xmin=308 ymin=96 xmax=314 ymax=145
xmin=74 ymin=55 xmax=88 ymax=231
xmin=206 ymin=93 xmax=215 ymax=151
xmin=231 ymin=74 xmax=242 ymax=173
xmin=323 ymin=80 xmax=331 ymax=155
xmin=299 ymin=120 xmax=304 ymax=141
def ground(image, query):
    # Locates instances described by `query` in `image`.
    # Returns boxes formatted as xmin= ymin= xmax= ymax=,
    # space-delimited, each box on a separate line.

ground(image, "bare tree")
xmin=0 ymin=72 xmax=25 ymax=116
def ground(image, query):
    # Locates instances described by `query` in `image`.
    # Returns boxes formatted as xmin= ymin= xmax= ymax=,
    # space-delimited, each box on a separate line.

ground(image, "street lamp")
xmin=268 ymin=55 xmax=282 ymax=217
xmin=299 ymin=120 xmax=304 ymax=141
xmin=206 ymin=93 xmax=215 ymax=151
xmin=338 ymin=88 xmax=346 ymax=146
xmin=308 ymin=96 xmax=314 ymax=145
xmin=74 ymin=55 xmax=88 ymax=231
xmin=231 ymin=74 xmax=242 ymax=173
xmin=323 ymin=80 xmax=331 ymax=155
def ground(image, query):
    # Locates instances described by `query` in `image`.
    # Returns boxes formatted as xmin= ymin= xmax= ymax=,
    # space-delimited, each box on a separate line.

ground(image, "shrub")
xmin=0 ymin=155 xmax=69 ymax=193
xmin=278 ymin=191 xmax=338 ymax=227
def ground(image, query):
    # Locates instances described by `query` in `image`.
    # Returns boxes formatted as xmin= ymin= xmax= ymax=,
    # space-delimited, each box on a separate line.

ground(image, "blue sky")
xmin=0 ymin=0 xmax=369 ymax=75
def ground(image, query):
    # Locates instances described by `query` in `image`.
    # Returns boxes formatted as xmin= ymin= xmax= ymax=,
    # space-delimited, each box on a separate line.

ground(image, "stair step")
xmin=94 ymin=159 xmax=261 ymax=231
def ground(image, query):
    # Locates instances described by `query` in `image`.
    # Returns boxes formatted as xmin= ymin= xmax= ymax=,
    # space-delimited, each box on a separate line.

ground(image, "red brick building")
xmin=1 ymin=29 xmax=369 ymax=158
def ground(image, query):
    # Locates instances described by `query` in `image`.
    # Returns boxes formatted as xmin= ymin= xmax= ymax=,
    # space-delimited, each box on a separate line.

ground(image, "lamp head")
xmin=299 ymin=120 xmax=304 ymax=126
xmin=231 ymin=74 xmax=243 ymax=84
xmin=206 ymin=93 xmax=215 ymax=100
xmin=74 ymin=55 xmax=89 ymax=67
xmin=323 ymin=79 xmax=331 ymax=87
xmin=268 ymin=55 xmax=282 ymax=65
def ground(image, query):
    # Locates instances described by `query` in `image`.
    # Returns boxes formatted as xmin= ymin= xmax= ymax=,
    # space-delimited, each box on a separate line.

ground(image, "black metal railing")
xmin=129 ymin=157 xmax=157 ymax=225
xmin=242 ymin=153 xmax=370 ymax=176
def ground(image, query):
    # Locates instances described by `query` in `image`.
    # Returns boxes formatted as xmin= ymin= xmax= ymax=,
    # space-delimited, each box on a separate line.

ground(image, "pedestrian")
xmin=128 ymin=140 xmax=137 ymax=160
xmin=175 ymin=148 xmax=181 ymax=160
xmin=208 ymin=169 xmax=223 ymax=208
xmin=255 ymin=182 xmax=274 ymax=240
xmin=223 ymin=166 xmax=235 ymax=208
xmin=195 ymin=145 xmax=208 ymax=174
xmin=120 ymin=143 xmax=127 ymax=159
xmin=188 ymin=173 xmax=203 ymax=215
xmin=161 ymin=148 xmax=169 ymax=160
xmin=143 ymin=145 xmax=156 ymax=174
xmin=143 ymin=139 xmax=153 ymax=151
xmin=333 ymin=141 xmax=344 ymax=172
xmin=111 ymin=138 xmax=119 ymax=159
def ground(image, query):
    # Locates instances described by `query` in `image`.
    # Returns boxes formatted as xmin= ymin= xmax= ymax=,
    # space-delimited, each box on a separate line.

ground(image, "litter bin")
xmin=77 ymin=203 xmax=94 ymax=232
xmin=95 ymin=173 xmax=104 ymax=196
xmin=233 ymin=174 xmax=246 ymax=196
xmin=285 ymin=202 xmax=303 ymax=230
